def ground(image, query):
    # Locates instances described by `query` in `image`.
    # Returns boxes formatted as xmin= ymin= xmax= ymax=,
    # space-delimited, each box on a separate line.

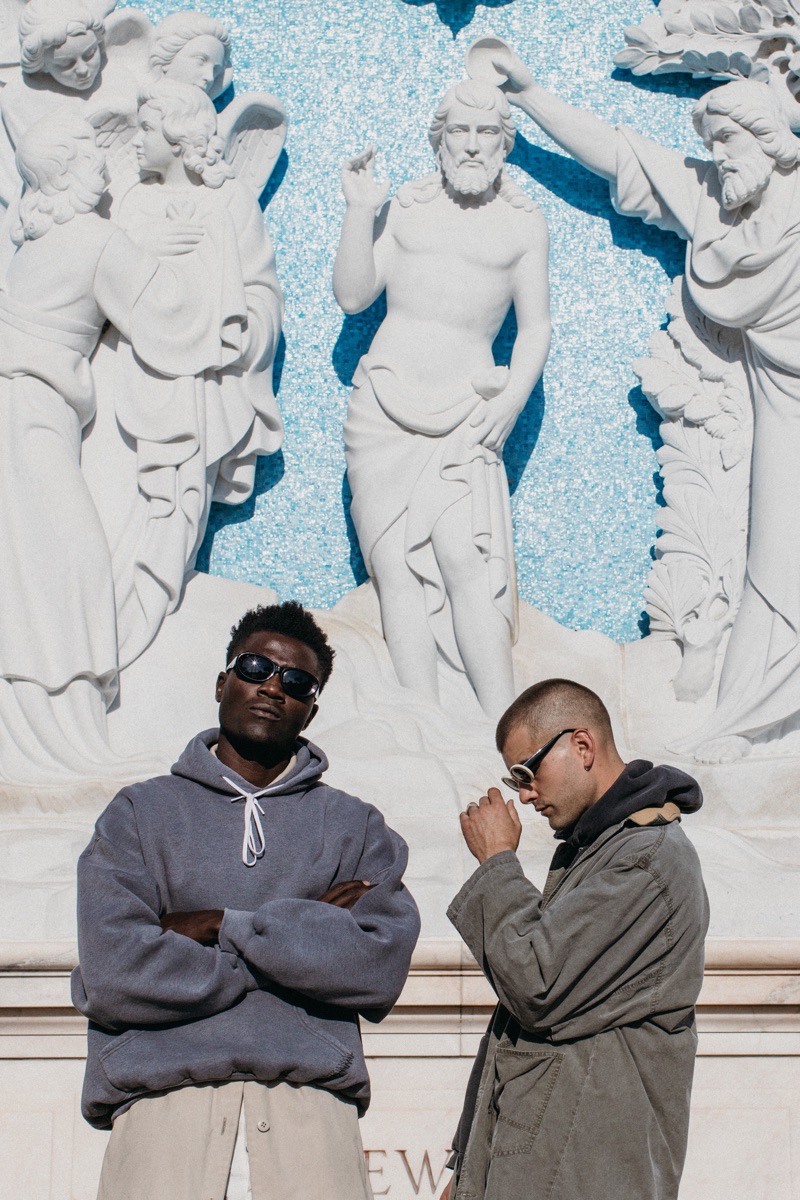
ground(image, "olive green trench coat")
xmin=447 ymin=813 xmax=709 ymax=1200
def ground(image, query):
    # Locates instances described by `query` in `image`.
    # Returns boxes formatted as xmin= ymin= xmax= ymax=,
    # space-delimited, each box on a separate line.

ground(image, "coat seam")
xmin=545 ymin=1035 xmax=598 ymax=1199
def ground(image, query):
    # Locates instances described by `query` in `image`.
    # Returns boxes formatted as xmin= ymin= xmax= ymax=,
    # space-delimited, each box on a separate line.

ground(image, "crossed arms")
xmin=72 ymin=794 xmax=420 ymax=1032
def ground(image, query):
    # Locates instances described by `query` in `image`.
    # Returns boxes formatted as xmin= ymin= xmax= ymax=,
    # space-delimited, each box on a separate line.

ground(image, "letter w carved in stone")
xmin=396 ymin=1150 xmax=449 ymax=1195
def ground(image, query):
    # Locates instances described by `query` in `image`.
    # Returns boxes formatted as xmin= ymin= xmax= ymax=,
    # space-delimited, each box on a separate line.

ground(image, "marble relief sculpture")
xmin=334 ymin=79 xmax=551 ymax=719
xmin=483 ymin=40 xmax=800 ymax=761
xmin=635 ymin=277 xmax=752 ymax=706
xmin=0 ymin=0 xmax=139 ymax=205
xmin=0 ymin=4 xmax=287 ymax=784
xmin=82 ymin=80 xmax=284 ymax=669
xmin=616 ymin=0 xmax=800 ymax=129
xmin=0 ymin=113 xmax=241 ymax=781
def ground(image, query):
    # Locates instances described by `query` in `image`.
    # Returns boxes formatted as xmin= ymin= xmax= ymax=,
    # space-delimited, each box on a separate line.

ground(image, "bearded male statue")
xmin=489 ymin=46 xmax=800 ymax=761
xmin=333 ymin=79 xmax=551 ymax=719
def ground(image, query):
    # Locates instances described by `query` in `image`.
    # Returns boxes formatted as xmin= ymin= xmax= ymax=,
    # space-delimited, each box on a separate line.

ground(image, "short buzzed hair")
xmin=496 ymin=678 xmax=614 ymax=752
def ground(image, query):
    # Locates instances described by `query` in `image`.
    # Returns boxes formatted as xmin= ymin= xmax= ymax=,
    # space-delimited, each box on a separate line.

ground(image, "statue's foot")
xmin=692 ymin=735 xmax=751 ymax=765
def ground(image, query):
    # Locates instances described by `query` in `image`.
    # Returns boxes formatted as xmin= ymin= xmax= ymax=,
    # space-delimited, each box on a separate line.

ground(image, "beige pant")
xmin=96 ymin=1080 xmax=373 ymax=1200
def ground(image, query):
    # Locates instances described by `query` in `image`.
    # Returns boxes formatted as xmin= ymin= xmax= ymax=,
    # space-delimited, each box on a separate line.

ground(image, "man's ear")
xmin=573 ymin=728 xmax=596 ymax=771
xmin=302 ymin=702 xmax=319 ymax=730
xmin=215 ymin=671 xmax=227 ymax=703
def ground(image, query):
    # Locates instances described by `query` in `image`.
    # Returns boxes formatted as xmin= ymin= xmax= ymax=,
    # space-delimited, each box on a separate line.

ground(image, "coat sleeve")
xmin=447 ymin=848 xmax=676 ymax=1038
xmin=72 ymin=793 xmax=258 ymax=1032
xmin=219 ymin=808 xmax=420 ymax=1017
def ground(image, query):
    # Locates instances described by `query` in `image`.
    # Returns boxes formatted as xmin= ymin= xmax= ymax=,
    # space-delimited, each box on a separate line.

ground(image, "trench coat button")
xmin=257 ymin=1119 xmax=269 ymax=1132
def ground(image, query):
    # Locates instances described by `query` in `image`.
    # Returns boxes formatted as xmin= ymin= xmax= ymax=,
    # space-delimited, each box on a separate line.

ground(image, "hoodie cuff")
xmin=219 ymin=908 xmax=255 ymax=956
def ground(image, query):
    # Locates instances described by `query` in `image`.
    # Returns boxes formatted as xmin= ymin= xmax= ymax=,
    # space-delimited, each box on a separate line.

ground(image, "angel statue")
xmin=0 ymin=0 xmax=139 ymax=197
xmin=0 ymin=111 xmax=251 ymax=785
xmin=81 ymin=79 xmax=286 ymax=671
xmin=149 ymin=10 xmax=233 ymax=101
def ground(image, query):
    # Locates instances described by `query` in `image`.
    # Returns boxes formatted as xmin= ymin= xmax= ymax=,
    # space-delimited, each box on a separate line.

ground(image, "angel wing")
xmin=104 ymin=6 xmax=154 ymax=84
xmin=218 ymin=92 xmax=288 ymax=200
xmin=90 ymin=105 xmax=140 ymax=202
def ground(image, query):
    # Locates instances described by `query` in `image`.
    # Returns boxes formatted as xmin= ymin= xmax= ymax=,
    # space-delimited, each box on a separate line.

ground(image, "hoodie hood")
xmin=558 ymin=759 xmax=703 ymax=850
xmin=171 ymin=728 xmax=328 ymax=798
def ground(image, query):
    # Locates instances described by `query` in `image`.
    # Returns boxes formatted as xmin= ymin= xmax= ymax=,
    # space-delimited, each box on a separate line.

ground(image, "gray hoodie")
xmin=72 ymin=731 xmax=420 ymax=1129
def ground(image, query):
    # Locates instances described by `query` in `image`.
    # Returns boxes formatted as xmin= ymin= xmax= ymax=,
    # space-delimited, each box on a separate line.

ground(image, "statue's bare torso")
xmin=368 ymin=188 xmax=547 ymax=400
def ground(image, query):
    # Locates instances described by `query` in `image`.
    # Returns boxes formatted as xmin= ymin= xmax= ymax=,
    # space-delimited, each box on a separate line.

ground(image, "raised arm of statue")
xmin=333 ymin=144 xmax=391 ymax=314
xmin=475 ymin=45 xmax=618 ymax=182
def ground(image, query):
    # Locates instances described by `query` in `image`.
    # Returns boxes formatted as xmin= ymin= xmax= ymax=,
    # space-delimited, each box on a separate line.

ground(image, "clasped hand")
xmin=459 ymin=787 xmax=522 ymax=864
xmin=128 ymin=216 xmax=205 ymax=258
xmin=160 ymin=881 xmax=375 ymax=944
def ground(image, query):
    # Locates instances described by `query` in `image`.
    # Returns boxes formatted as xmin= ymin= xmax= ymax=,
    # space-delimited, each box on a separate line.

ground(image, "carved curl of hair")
xmin=693 ymin=81 xmax=800 ymax=169
xmin=138 ymin=80 xmax=233 ymax=189
xmin=19 ymin=0 xmax=105 ymax=76
xmin=428 ymin=79 xmax=516 ymax=157
xmin=12 ymin=113 xmax=105 ymax=244
xmin=150 ymin=11 xmax=231 ymax=73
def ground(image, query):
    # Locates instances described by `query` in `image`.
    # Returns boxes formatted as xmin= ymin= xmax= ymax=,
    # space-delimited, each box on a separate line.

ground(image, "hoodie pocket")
xmin=97 ymin=995 xmax=356 ymax=1096
xmin=491 ymin=1046 xmax=563 ymax=1157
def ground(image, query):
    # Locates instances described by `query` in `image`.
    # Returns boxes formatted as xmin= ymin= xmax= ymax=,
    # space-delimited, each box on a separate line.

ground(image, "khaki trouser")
xmin=96 ymin=1080 xmax=373 ymax=1200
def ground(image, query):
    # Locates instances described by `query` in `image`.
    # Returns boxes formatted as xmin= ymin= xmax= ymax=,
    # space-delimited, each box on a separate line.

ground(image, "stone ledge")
xmin=3 ymin=935 xmax=800 ymax=974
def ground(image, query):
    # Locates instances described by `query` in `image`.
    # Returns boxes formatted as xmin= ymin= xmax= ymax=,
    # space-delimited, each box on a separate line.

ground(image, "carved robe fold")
xmin=0 ymin=214 xmax=234 ymax=778
xmin=344 ymin=357 xmax=517 ymax=673
xmin=612 ymin=128 xmax=800 ymax=743
xmin=82 ymin=177 xmax=283 ymax=669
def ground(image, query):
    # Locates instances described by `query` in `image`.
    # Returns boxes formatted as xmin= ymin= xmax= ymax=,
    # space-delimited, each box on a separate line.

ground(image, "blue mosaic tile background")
xmin=136 ymin=0 xmax=713 ymax=641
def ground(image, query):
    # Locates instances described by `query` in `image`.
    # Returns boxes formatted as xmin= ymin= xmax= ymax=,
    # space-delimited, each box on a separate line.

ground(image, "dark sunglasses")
xmin=226 ymin=653 xmax=320 ymax=700
xmin=501 ymin=728 xmax=577 ymax=791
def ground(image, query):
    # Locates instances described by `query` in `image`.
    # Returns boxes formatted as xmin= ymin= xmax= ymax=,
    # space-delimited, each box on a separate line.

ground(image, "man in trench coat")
xmin=445 ymin=678 xmax=709 ymax=1200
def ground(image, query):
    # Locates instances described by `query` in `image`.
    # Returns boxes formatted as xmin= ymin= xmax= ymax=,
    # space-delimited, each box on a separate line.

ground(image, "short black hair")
xmin=496 ymin=678 xmax=614 ymax=752
xmin=226 ymin=601 xmax=335 ymax=689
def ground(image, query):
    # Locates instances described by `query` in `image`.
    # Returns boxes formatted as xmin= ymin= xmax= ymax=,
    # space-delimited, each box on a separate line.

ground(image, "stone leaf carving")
xmin=635 ymin=277 xmax=751 ymax=702
xmin=616 ymin=0 xmax=800 ymax=117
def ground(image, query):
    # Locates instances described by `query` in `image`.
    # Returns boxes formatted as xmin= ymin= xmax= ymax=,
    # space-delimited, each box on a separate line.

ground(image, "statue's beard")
xmin=439 ymin=145 xmax=505 ymax=197
xmin=719 ymin=149 xmax=773 ymax=211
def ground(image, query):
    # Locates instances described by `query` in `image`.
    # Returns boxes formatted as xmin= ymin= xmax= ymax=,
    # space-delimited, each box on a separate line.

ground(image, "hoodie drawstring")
xmin=223 ymin=777 xmax=272 ymax=867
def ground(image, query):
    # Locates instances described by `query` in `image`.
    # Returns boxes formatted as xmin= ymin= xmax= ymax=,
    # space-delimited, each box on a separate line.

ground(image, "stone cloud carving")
xmin=333 ymin=78 xmax=551 ymax=719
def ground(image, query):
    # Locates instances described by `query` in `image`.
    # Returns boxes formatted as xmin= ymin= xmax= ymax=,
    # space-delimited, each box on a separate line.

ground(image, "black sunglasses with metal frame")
xmin=501 ymin=728 xmax=577 ymax=791
xmin=226 ymin=652 xmax=320 ymax=700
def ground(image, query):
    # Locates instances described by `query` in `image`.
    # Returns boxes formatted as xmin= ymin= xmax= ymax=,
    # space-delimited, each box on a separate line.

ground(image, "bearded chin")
xmin=440 ymin=147 xmax=504 ymax=197
xmin=720 ymin=153 xmax=773 ymax=211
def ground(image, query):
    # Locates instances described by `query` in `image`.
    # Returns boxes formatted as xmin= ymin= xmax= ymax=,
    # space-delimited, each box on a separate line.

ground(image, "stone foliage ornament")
xmin=479 ymin=36 xmax=800 ymax=761
xmin=635 ymin=277 xmax=751 ymax=705
xmin=616 ymin=0 xmax=800 ymax=128
xmin=333 ymin=76 xmax=551 ymax=720
xmin=0 ymin=5 xmax=287 ymax=785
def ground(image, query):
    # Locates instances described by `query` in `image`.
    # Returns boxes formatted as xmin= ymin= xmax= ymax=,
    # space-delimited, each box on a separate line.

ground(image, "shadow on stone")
xmin=260 ymin=148 xmax=289 ymax=211
xmin=399 ymin=0 xmax=514 ymax=37
xmin=332 ymin=294 xmax=387 ymax=387
xmin=195 ymin=450 xmax=286 ymax=574
xmin=509 ymin=135 xmax=686 ymax=278
xmin=492 ymin=305 xmax=545 ymax=495
xmin=342 ymin=472 xmax=369 ymax=585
